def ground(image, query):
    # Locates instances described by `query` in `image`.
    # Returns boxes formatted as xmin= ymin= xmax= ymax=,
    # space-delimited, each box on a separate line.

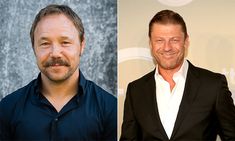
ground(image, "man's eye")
xmin=40 ymin=42 xmax=50 ymax=46
xmin=169 ymin=39 xmax=179 ymax=44
xmin=172 ymin=38 xmax=180 ymax=42
xmin=62 ymin=41 xmax=70 ymax=45
xmin=156 ymin=40 xmax=164 ymax=44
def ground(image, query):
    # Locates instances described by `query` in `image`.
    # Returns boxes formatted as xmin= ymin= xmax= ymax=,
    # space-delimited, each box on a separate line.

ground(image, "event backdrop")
xmin=0 ymin=0 xmax=117 ymax=99
xmin=118 ymin=0 xmax=235 ymax=140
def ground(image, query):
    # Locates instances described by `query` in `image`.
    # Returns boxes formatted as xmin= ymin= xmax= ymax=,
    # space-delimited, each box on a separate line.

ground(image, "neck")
xmin=40 ymin=70 xmax=79 ymax=112
xmin=158 ymin=62 xmax=183 ymax=91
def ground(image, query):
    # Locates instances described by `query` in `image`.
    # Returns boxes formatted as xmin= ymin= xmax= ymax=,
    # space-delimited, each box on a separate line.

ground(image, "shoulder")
xmin=187 ymin=61 xmax=228 ymax=97
xmin=188 ymin=62 xmax=225 ymax=82
xmin=124 ymin=70 xmax=156 ymax=103
xmin=0 ymin=79 xmax=36 ymax=117
xmin=127 ymin=69 xmax=155 ymax=91
xmin=79 ymin=71 xmax=116 ymax=102
xmin=1 ymin=84 xmax=29 ymax=107
xmin=84 ymin=80 xmax=117 ymax=123
xmin=1 ymin=78 xmax=36 ymax=102
xmin=129 ymin=70 xmax=155 ymax=87
xmin=84 ymin=79 xmax=117 ymax=103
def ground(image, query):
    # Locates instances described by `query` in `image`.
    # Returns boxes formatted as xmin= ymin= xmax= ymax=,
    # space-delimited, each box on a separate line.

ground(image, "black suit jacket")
xmin=120 ymin=61 xmax=235 ymax=141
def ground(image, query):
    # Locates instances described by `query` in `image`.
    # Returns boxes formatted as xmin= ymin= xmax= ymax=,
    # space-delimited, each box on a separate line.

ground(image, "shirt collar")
xmin=155 ymin=59 xmax=189 ymax=80
xmin=78 ymin=70 xmax=87 ymax=96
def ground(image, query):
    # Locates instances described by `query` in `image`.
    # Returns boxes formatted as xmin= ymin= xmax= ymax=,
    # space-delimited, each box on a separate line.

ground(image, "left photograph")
xmin=0 ymin=1 xmax=117 ymax=141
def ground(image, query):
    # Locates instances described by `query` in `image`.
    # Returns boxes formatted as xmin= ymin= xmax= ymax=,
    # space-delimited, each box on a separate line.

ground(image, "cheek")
xmin=64 ymin=48 xmax=80 ymax=62
xmin=66 ymin=45 xmax=81 ymax=54
xmin=35 ymin=49 xmax=50 ymax=63
xmin=178 ymin=45 xmax=186 ymax=53
xmin=151 ymin=45 xmax=161 ymax=53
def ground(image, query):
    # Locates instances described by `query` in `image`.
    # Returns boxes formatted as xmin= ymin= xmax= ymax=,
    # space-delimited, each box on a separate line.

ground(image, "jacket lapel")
xmin=170 ymin=61 xmax=201 ymax=139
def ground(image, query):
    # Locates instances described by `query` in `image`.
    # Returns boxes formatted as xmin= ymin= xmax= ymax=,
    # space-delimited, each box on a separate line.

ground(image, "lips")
xmin=50 ymin=64 xmax=64 ymax=67
xmin=160 ymin=52 xmax=176 ymax=58
xmin=51 ymin=63 xmax=63 ymax=66
xmin=48 ymin=63 xmax=68 ymax=69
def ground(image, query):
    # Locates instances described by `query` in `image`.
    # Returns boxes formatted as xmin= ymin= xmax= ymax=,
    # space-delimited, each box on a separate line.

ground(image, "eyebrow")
xmin=60 ymin=36 xmax=71 ymax=40
xmin=38 ymin=36 xmax=72 ymax=41
xmin=38 ymin=37 xmax=50 ymax=41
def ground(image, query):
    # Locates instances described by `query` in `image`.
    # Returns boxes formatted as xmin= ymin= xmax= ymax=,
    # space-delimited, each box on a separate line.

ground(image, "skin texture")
xmin=149 ymin=23 xmax=189 ymax=90
xmin=33 ymin=14 xmax=85 ymax=111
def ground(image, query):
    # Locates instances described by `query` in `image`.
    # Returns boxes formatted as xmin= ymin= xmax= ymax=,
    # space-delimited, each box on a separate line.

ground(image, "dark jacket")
xmin=120 ymin=61 xmax=235 ymax=141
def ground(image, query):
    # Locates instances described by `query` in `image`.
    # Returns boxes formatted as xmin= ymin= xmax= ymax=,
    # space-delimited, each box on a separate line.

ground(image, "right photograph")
xmin=118 ymin=0 xmax=235 ymax=140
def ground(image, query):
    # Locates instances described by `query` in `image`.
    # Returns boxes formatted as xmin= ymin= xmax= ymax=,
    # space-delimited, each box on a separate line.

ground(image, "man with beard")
xmin=120 ymin=10 xmax=235 ymax=141
xmin=0 ymin=4 xmax=117 ymax=141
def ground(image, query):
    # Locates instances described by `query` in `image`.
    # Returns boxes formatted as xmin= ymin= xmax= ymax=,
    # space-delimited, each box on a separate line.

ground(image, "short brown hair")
xmin=148 ymin=10 xmax=187 ymax=39
xmin=30 ymin=4 xmax=84 ymax=47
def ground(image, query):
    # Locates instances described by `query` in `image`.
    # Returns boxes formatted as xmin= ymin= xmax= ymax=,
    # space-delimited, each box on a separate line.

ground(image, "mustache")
xmin=43 ymin=58 xmax=70 ymax=67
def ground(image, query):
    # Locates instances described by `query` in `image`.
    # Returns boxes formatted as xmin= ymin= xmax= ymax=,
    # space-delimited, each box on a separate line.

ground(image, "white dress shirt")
xmin=154 ymin=60 xmax=189 ymax=139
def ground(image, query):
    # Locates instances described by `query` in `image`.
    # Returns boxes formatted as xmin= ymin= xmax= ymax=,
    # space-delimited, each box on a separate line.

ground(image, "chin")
xmin=159 ymin=61 xmax=181 ymax=70
xmin=44 ymin=72 xmax=71 ymax=82
xmin=41 ymin=67 xmax=78 ymax=82
xmin=48 ymin=76 xmax=69 ymax=82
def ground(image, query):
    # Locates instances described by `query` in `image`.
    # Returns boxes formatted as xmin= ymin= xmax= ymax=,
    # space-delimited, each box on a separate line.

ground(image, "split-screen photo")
xmin=0 ymin=0 xmax=235 ymax=140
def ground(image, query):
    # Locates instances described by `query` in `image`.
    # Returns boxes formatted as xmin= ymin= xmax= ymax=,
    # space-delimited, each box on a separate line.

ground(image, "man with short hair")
xmin=120 ymin=10 xmax=235 ymax=141
xmin=0 ymin=4 xmax=117 ymax=141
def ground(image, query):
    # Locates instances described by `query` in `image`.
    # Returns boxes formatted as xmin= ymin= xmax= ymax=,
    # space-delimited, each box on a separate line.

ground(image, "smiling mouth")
xmin=161 ymin=52 xmax=176 ymax=58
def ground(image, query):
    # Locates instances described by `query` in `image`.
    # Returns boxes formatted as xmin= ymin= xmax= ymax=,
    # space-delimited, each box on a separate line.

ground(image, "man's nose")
xmin=50 ymin=44 xmax=62 ymax=57
xmin=163 ymin=40 xmax=172 ymax=51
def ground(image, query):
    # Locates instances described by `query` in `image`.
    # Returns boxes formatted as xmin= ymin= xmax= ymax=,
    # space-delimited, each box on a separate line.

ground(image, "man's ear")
xmin=149 ymin=38 xmax=157 ymax=65
xmin=185 ymin=35 xmax=190 ymax=48
xmin=80 ymin=36 xmax=85 ymax=56
xmin=184 ymin=35 xmax=190 ymax=57
xmin=149 ymin=39 xmax=152 ymax=49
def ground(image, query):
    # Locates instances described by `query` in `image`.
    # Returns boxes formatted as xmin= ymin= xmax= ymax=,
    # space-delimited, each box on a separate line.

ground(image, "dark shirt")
xmin=0 ymin=71 xmax=117 ymax=141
